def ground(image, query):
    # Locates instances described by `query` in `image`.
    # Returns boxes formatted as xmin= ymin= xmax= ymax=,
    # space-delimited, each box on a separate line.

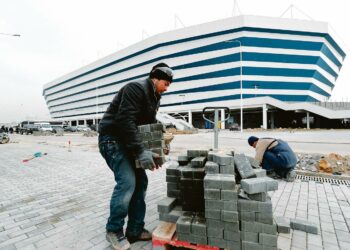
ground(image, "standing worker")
xmin=98 ymin=63 xmax=173 ymax=250
xmin=248 ymin=136 xmax=297 ymax=182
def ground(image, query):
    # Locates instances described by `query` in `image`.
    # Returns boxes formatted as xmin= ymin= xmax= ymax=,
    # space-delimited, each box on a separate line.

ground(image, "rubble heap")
xmin=157 ymin=149 xmax=280 ymax=250
xmin=296 ymin=153 xmax=350 ymax=175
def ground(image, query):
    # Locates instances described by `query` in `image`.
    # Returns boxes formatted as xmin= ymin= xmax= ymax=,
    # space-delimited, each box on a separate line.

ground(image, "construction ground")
xmin=0 ymin=130 xmax=350 ymax=250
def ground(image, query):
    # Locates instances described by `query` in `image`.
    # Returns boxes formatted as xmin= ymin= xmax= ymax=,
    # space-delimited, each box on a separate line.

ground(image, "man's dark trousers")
xmin=99 ymin=135 xmax=148 ymax=236
xmin=262 ymin=139 xmax=297 ymax=177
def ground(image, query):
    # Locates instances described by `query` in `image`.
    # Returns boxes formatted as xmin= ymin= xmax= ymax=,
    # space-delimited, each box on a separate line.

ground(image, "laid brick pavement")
xmin=0 ymin=136 xmax=350 ymax=249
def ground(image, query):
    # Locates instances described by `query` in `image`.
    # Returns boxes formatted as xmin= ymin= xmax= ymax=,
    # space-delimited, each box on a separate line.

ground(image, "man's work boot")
xmin=266 ymin=170 xmax=278 ymax=179
xmin=285 ymin=169 xmax=296 ymax=182
xmin=126 ymin=228 xmax=152 ymax=244
xmin=106 ymin=231 xmax=130 ymax=250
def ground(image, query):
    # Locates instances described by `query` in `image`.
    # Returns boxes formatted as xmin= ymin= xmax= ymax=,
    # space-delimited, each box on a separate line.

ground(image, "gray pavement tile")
xmin=334 ymin=221 xmax=349 ymax=232
xmin=0 ymin=234 xmax=27 ymax=249
xmin=307 ymin=244 xmax=323 ymax=250
xmin=332 ymin=213 xmax=346 ymax=222
xmin=323 ymin=242 xmax=340 ymax=250
xmin=307 ymin=233 xmax=323 ymax=247
xmin=339 ymin=241 xmax=350 ymax=250
xmin=335 ymin=230 xmax=350 ymax=243
xmin=321 ymin=214 xmax=333 ymax=223
xmin=0 ymin=244 xmax=16 ymax=250
xmin=322 ymin=231 xmax=338 ymax=244
xmin=14 ymin=234 xmax=46 ymax=249
xmin=321 ymin=222 xmax=336 ymax=233
xmin=278 ymin=234 xmax=291 ymax=250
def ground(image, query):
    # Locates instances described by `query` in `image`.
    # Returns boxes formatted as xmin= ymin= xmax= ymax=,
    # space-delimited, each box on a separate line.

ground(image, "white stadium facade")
xmin=43 ymin=15 xmax=350 ymax=129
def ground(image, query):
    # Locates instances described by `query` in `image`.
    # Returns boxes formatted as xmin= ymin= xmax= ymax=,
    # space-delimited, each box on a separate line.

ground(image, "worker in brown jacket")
xmin=248 ymin=136 xmax=297 ymax=181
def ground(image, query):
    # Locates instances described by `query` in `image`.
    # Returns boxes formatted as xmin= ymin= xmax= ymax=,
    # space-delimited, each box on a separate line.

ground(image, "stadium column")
xmin=221 ymin=109 xmax=226 ymax=129
xmin=188 ymin=110 xmax=192 ymax=125
xmin=270 ymin=112 xmax=275 ymax=129
xmin=306 ymin=111 xmax=310 ymax=129
xmin=262 ymin=104 xmax=268 ymax=129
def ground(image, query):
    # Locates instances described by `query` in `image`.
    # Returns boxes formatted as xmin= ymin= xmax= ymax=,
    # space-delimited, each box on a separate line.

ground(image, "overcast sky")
xmin=1 ymin=0 xmax=349 ymax=123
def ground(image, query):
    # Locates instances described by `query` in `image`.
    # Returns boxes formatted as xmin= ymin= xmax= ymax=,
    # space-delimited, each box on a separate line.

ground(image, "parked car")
xmin=63 ymin=126 xmax=77 ymax=132
xmin=89 ymin=124 xmax=97 ymax=131
xmin=51 ymin=125 xmax=64 ymax=134
xmin=228 ymin=123 xmax=240 ymax=131
xmin=76 ymin=125 xmax=91 ymax=132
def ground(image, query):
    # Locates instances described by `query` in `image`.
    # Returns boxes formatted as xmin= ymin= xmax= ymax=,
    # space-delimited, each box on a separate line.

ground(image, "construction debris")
xmin=296 ymin=153 xmax=350 ymax=175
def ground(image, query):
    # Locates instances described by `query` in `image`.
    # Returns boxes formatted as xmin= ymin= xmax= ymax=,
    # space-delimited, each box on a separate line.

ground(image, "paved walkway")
xmin=0 ymin=135 xmax=349 ymax=249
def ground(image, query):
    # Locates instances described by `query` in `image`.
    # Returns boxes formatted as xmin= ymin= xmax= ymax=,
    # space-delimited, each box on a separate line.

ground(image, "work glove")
xmin=135 ymin=150 xmax=160 ymax=170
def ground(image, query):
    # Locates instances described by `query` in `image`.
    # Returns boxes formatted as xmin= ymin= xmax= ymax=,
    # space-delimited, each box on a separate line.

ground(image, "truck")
xmin=18 ymin=121 xmax=39 ymax=135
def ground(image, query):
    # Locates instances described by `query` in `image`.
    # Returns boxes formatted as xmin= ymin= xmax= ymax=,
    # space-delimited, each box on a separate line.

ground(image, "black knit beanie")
xmin=149 ymin=63 xmax=173 ymax=83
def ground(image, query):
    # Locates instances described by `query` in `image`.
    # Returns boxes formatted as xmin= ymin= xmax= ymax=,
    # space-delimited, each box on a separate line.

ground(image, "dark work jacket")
xmin=98 ymin=78 xmax=160 ymax=158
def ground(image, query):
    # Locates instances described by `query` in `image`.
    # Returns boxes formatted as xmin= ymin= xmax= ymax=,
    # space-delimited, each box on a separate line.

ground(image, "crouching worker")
xmin=98 ymin=62 xmax=173 ymax=250
xmin=248 ymin=136 xmax=297 ymax=182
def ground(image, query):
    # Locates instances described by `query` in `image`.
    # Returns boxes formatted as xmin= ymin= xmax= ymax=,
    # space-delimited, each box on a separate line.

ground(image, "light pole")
xmin=179 ymin=94 xmax=186 ymax=121
xmin=226 ymin=40 xmax=243 ymax=132
xmin=95 ymin=82 xmax=99 ymax=131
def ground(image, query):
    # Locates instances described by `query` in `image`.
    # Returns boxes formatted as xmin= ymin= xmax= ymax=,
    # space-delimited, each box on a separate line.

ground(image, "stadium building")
xmin=43 ymin=15 xmax=350 ymax=129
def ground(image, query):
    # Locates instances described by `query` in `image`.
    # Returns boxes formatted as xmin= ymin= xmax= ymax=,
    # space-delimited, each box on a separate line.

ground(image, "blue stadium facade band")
xmin=43 ymin=15 xmax=349 ymax=129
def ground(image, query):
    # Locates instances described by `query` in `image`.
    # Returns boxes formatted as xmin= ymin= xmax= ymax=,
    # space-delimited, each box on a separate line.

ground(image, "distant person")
xmin=98 ymin=62 xmax=173 ymax=250
xmin=248 ymin=136 xmax=297 ymax=181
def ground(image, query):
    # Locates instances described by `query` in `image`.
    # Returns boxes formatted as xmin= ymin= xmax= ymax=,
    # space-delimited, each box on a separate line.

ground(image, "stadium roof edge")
xmin=43 ymin=15 xmax=344 ymax=90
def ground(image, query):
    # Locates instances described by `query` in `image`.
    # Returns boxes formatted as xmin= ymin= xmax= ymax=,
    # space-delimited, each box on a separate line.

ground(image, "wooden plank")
xmin=153 ymin=231 xmax=219 ymax=250
xmin=152 ymin=221 xmax=176 ymax=241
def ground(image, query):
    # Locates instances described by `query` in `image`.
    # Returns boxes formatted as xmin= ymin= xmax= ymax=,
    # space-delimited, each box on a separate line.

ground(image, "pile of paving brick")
xmin=157 ymin=149 xmax=281 ymax=249
xmin=138 ymin=123 xmax=166 ymax=166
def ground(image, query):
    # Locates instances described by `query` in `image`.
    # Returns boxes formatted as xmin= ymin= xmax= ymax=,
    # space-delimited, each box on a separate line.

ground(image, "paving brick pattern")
xmin=271 ymin=180 xmax=350 ymax=250
xmin=1 ymin=138 xmax=350 ymax=249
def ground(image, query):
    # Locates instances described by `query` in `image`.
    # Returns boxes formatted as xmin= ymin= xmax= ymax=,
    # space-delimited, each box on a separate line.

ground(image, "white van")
xmin=34 ymin=122 xmax=53 ymax=132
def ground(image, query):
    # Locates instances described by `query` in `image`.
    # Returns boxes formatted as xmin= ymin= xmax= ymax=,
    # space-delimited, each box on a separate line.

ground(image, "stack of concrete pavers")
xmin=204 ymin=174 xmax=239 ymax=249
xmin=165 ymin=161 xmax=181 ymax=201
xmin=178 ymin=150 xmax=207 ymax=212
xmin=239 ymin=173 xmax=279 ymax=249
xmin=157 ymin=150 xmax=280 ymax=249
xmin=138 ymin=123 xmax=166 ymax=166
xmin=202 ymin=152 xmax=240 ymax=249
xmin=176 ymin=212 xmax=209 ymax=245
xmin=158 ymin=150 xmax=207 ymax=224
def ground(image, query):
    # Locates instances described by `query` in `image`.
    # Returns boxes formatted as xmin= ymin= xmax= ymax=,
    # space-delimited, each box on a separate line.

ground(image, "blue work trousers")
xmin=99 ymin=135 xmax=148 ymax=236
xmin=262 ymin=140 xmax=297 ymax=177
